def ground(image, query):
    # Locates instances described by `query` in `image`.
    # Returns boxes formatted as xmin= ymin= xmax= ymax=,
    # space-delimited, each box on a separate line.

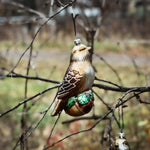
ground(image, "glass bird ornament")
xmin=51 ymin=39 xmax=95 ymax=116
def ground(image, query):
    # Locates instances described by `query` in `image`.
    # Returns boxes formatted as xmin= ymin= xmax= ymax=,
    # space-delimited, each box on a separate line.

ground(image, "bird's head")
xmin=70 ymin=44 xmax=92 ymax=62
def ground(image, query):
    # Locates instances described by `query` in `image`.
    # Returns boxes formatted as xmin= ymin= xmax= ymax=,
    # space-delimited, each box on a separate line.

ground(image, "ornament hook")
xmin=74 ymin=39 xmax=81 ymax=45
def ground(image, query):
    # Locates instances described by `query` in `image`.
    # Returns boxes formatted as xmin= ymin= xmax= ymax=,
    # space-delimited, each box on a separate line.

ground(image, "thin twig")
xmin=93 ymin=83 xmax=150 ymax=92
xmin=12 ymin=126 xmax=32 ymax=150
xmin=20 ymin=41 xmax=33 ymax=150
xmin=6 ymin=72 xmax=60 ymax=84
xmin=134 ymin=92 xmax=150 ymax=104
xmin=95 ymin=76 xmax=121 ymax=88
xmin=47 ymin=114 xmax=61 ymax=144
xmin=93 ymin=89 xmax=111 ymax=109
xmin=0 ymin=85 xmax=59 ymax=117
xmin=93 ymin=90 xmax=121 ymax=129
xmin=108 ymin=117 xmax=113 ymax=150
xmin=62 ymin=114 xmax=108 ymax=124
xmin=95 ymin=54 xmax=123 ymax=85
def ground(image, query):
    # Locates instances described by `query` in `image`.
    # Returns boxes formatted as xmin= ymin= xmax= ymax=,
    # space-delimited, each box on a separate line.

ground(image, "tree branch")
xmin=5 ymin=72 xmax=60 ymax=84
xmin=93 ymin=83 xmax=150 ymax=92
xmin=4 ymin=73 xmax=150 ymax=93
xmin=62 ymin=114 xmax=109 ymax=124
xmin=0 ymin=85 xmax=59 ymax=117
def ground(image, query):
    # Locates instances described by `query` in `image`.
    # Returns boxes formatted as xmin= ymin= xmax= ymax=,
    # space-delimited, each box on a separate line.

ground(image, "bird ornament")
xmin=115 ymin=132 xmax=130 ymax=150
xmin=51 ymin=39 xmax=95 ymax=116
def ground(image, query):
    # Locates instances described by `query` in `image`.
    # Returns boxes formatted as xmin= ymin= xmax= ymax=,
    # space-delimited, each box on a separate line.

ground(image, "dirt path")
xmin=1 ymin=49 xmax=150 ymax=66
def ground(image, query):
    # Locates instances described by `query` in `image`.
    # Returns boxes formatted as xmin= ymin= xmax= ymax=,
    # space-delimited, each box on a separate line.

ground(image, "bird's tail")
xmin=51 ymin=99 xmax=64 ymax=116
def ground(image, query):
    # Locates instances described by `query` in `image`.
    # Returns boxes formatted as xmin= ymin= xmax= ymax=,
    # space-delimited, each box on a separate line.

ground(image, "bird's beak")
xmin=87 ymin=47 xmax=92 ymax=53
xmin=87 ymin=47 xmax=91 ymax=51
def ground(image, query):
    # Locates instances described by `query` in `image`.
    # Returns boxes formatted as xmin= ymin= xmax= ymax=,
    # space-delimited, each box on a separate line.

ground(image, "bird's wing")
xmin=57 ymin=69 xmax=83 ymax=99
xmin=51 ymin=69 xmax=84 ymax=116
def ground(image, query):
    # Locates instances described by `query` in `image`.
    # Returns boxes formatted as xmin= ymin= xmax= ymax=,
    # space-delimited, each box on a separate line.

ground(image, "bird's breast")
xmin=71 ymin=61 xmax=94 ymax=74
xmin=71 ymin=61 xmax=95 ymax=90
xmin=83 ymin=65 xmax=95 ymax=90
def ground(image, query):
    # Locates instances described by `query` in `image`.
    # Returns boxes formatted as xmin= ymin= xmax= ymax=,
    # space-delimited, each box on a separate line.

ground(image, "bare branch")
xmin=93 ymin=83 xmax=150 ymax=92
xmin=4 ymin=72 xmax=150 ymax=93
xmin=5 ymin=72 xmax=60 ymax=84
xmin=62 ymin=114 xmax=108 ymax=124
xmin=47 ymin=114 xmax=61 ymax=144
xmin=95 ymin=76 xmax=121 ymax=88
xmin=134 ymin=92 xmax=150 ymax=104
xmin=93 ymin=89 xmax=111 ymax=109
xmin=12 ymin=126 xmax=32 ymax=150
xmin=95 ymin=54 xmax=123 ymax=85
xmin=0 ymin=85 xmax=59 ymax=117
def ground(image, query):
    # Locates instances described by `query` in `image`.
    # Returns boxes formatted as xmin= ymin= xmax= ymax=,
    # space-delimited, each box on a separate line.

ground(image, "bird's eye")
xmin=79 ymin=47 xmax=86 ymax=51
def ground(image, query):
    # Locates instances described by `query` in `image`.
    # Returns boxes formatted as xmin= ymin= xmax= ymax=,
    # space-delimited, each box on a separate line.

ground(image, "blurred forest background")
xmin=0 ymin=0 xmax=150 ymax=150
